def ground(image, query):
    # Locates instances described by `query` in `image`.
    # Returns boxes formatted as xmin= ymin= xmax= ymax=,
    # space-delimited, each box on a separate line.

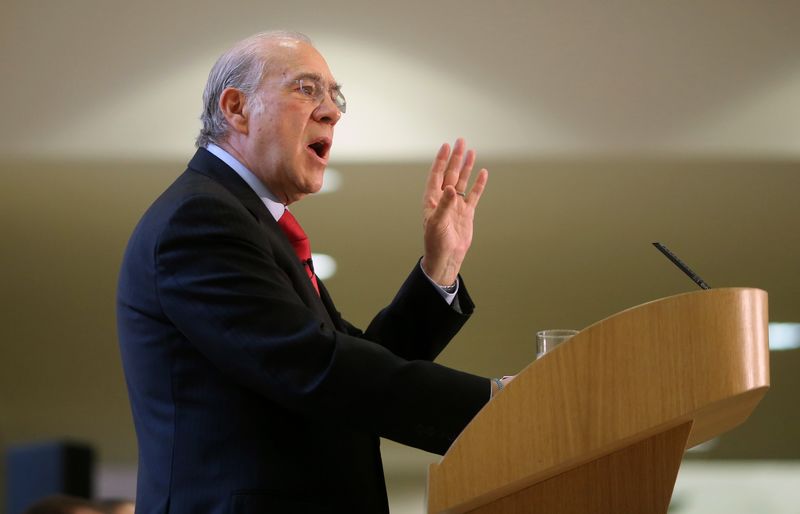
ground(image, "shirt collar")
xmin=205 ymin=143 xmax=285 ymax=221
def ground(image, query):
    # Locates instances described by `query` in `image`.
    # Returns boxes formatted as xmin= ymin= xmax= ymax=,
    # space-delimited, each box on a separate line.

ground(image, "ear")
xmin=219 ymin=87 xmax=250 ymax=135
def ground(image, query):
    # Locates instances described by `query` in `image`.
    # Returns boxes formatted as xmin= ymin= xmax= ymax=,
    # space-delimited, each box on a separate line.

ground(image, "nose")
xmin=312 ymin=93 xmax=341 ymax=125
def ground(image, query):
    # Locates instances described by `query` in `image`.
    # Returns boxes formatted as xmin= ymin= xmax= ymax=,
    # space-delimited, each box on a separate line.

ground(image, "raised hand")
xmin=421 ymin=138 xmax=489 ymax=286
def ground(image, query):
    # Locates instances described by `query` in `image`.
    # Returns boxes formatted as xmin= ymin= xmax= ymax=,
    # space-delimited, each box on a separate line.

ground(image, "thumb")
xmin=427 ymin=186 xmax=457 ymax=227
xmin=438 ymin=186 xmax=458 ymax=210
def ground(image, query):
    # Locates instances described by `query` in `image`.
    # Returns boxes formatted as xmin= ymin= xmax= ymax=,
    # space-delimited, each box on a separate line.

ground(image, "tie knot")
xmin=277 ymin=210 xmax=311 ymax=262
xmin=277 ymin=210 xmax=307 ymax=243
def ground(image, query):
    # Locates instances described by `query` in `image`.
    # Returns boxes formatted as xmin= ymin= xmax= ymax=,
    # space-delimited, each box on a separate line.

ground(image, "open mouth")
xmin=307 ymin=138 xmax=331 ymax=160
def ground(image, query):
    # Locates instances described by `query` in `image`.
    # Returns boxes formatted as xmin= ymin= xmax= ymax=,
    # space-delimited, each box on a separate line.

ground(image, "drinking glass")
xmin=536 ymin=329 xmax=579 ymax=359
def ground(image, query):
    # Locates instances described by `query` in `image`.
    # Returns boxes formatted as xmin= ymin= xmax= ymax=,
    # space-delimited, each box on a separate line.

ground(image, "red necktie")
xmin=277 ymin=210 xmax=320 ymax=295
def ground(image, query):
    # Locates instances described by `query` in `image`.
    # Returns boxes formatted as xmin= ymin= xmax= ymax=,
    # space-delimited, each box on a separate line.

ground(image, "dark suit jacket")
xmin=116 ymin=148 xmax=489 ymax=514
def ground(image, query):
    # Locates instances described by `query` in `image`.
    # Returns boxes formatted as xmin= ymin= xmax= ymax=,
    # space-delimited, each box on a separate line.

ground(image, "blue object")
xmin=5 ymin=440 xmax=94 ymax=514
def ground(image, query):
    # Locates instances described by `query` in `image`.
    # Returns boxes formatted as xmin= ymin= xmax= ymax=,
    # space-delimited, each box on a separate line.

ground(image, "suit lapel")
xmin=187 ymin=148 xmax=338 ymax=329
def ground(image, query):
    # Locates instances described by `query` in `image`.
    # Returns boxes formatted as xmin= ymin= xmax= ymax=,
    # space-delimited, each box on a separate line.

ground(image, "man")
xmin=117 ymin=31 xmax=503 ymax=513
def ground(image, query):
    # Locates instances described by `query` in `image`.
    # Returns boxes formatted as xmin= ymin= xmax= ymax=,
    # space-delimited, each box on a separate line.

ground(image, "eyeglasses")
xmin=294 ymin=78 xmax=347 ymax=114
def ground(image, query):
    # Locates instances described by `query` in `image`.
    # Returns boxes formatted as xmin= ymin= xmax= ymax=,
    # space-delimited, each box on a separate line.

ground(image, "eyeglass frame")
xmin=294 ymin=77 xmax=346 ymax=114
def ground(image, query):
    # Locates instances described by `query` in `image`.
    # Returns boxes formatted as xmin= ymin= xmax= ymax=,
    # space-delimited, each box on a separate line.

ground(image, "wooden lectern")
xmin=427 ymin=288 xmax=770 ymax=514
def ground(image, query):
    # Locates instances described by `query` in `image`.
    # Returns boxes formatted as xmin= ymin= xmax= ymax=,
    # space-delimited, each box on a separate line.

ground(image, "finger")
xmin=425 ymin=143 xmax=450 ymax=194
xmin=466 ymin=168 xmax=489 ymax=207
xmin=454 ymin=149 xmax=475 ymax=194
xmin=442 ymin=138 xmax=466 ymax=189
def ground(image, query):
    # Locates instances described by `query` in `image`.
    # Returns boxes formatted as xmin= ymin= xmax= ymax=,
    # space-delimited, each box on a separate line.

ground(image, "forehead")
xmin=264 ymin=40 xmax=337 ymax=84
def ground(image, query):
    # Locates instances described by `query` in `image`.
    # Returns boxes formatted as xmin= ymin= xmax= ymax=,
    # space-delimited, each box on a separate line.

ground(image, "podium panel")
xmin=428 ymin=288 xmax=770 ymax=514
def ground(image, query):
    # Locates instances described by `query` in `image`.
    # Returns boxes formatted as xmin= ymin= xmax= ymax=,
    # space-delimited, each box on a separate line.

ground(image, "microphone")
xmin=652 ymin=242 xmax=711 ymax=290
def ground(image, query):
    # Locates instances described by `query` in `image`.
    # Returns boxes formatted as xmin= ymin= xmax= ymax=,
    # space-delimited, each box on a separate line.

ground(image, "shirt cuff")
xmin=419 ymin=263 xmax=459 ymax=306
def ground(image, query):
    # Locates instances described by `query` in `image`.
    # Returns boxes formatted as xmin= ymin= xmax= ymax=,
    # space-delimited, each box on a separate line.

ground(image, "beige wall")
xmin=2 ymin=157 xmax=798 ymax=470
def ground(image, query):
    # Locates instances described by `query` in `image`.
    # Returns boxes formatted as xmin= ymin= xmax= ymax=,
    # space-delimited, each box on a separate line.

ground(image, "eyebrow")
xmin=291 ymin=72 xmax=342 ymax=90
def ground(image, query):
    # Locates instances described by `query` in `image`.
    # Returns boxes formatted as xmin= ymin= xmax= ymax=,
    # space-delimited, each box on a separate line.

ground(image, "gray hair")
xmin=195 ymin=31 xmax=313 ymax=148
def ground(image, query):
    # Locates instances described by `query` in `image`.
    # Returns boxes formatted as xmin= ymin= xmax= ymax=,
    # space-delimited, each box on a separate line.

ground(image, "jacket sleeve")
xmin=366 ymin=263 xmax=475 ymax=361
xmin=155 ymin=193 xmax=489 ymax=454
xmin=326 ymin=262 xmax=475 ymax=362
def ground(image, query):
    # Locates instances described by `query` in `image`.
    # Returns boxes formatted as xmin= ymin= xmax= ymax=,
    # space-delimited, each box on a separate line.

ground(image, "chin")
xmin=307 ymin=173 xmax=326 ymax=194
xmin=286 ymin=183 xmax=322 ymax=205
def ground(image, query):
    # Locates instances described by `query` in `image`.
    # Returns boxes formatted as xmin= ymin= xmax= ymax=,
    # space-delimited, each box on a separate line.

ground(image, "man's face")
xmin=240 ymin=40 xmax=341 ymax=204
